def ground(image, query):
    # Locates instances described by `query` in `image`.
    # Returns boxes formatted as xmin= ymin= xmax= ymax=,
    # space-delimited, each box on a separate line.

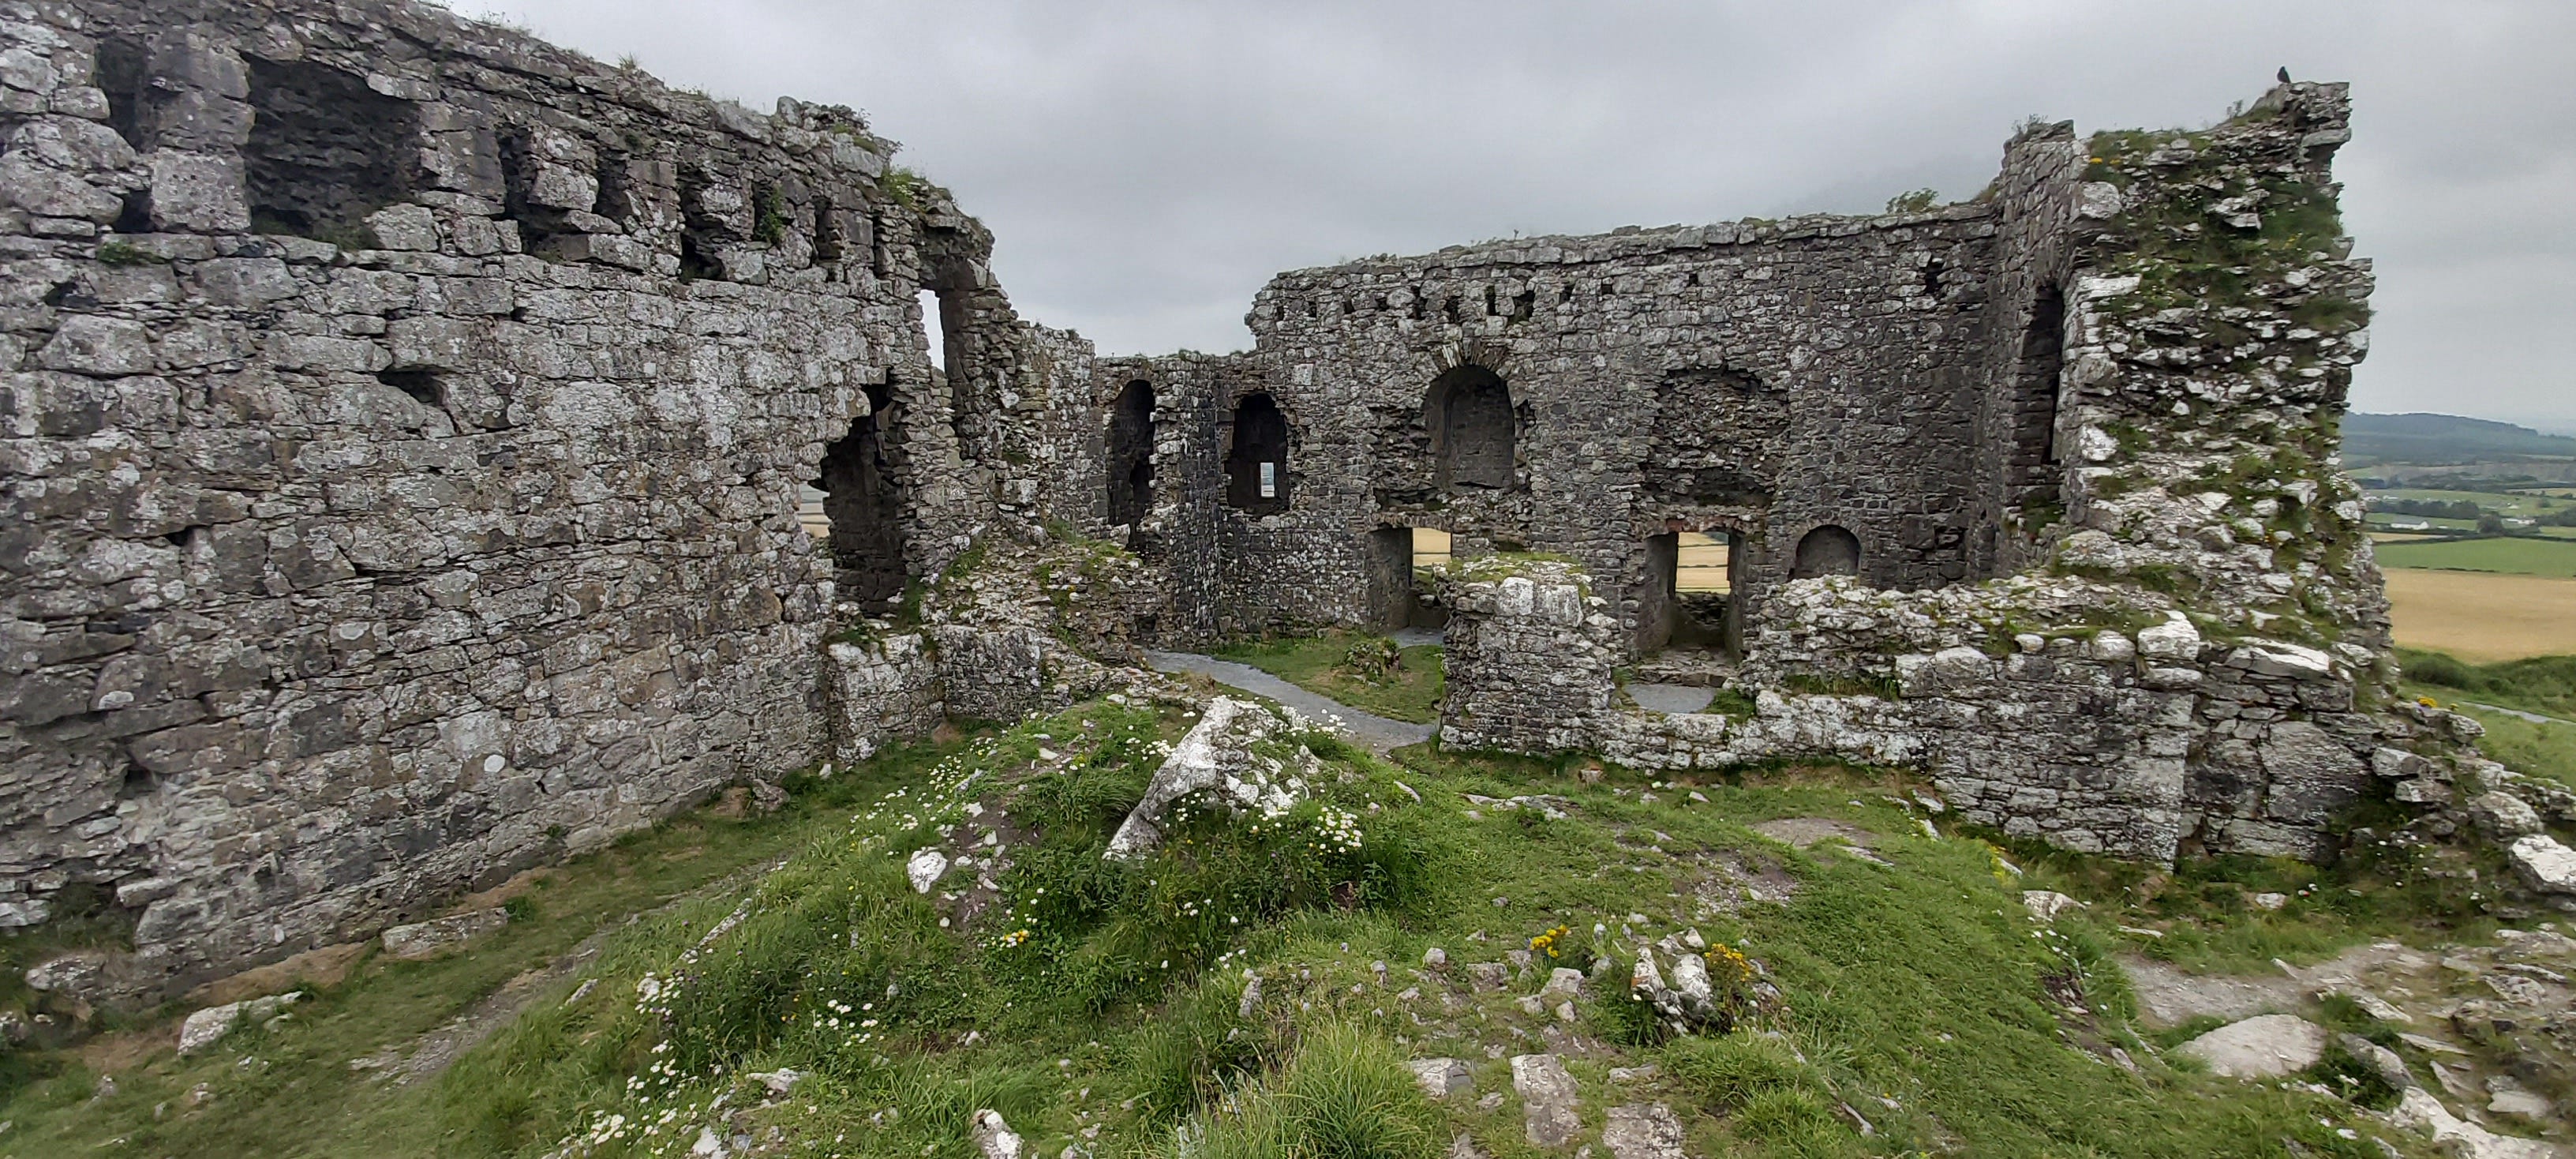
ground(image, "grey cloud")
xmin=466 ymin=0 xmax=2575 ymax=427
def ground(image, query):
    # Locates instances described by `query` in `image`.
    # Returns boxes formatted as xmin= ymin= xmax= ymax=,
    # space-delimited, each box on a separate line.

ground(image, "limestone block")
xmin=2136 ymin=614 xmax=2201 ymax=662
xmin=367 ymin=203 xmax=441 ymax=252
xmin=2257 ymin=721 xmax=2365 ymax=824
xmin=144 ymin=150 xmax=249 ymax=231
xmin=905 ymin=848 xmax=948 ymax=894
xmin=1104 ymin=697 xmax=1305 ymax=860
xmin=380 ymin=907 xmax=509 ymax=960
xmin=1601 ymin=1103 xmax=1688 ymax=1159
xmin=1510 ymin=1053 xmax=1582 ymax=1147
xmin=189 ymin=257 xmax=298 ymax=306
xmin=2176 ymin=1014 xmax=2326 ymax=1078
xmin=2507 ymin=835 xmax=2576 ymax=895
xmin=39 ymin=316 xmax=154 ymax=376
xmin=1407 ymin=1057 xmax=1474 ymax=1101
xmin=2467 ymin=791 xmax=2542 ymax=839
xmin=177 ymin=991 xmax=301 ymax=1056
xmin=0 ymin=151 xmax=120 ymax=219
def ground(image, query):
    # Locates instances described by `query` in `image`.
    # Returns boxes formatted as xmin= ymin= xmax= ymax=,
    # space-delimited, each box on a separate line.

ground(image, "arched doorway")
xmin=1106 ymin=379 xmax=1155 ymax=527
xmin=1791 ymin=525 xmax=1861 ymax=580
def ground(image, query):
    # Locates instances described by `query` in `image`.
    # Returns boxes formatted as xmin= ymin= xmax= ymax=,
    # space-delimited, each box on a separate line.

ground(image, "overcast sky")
xmin=465 ymin=0 xmax=2574 ymax=432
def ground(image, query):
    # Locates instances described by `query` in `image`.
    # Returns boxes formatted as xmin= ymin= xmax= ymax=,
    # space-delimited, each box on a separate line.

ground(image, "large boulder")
xmin=1105 ymin=697 xmax=1314 ymax=860
xmin=2507 ymin=834 xmax=2576 ymax=896
xmin=2176 ymin=1014 xmax=2327 ymax=1078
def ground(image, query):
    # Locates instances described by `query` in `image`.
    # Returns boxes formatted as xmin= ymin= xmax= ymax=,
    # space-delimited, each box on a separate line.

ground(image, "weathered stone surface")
xmin=2176 ymin=1014 xmax=2327 ymax=1078
xmin=968 ymin=1109 xmax=1021 ymax=1159
xmin=176 ymin=991 xmax=301 ymax=1056
xmin=2469 ymin=791 xmax=2544 ymax=839
xmin=380 ymin=908 xmax=509 ymax=960
xmin=1105 ymin=697 xmax=1309 ymax=860
xmin=1601 ymin=1103 xmax=1690 ymax=1159
xmin=2507 ymin=835 xmax=2576 ymax=895
xmin=1407 ymin=1057 xmax=1475 ymax=1101
xmin=1511 ymin=1053 xmax=1582 ymax=1148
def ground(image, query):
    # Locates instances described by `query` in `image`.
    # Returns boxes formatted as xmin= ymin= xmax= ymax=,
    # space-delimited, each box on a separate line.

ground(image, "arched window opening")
xmin=1106 ymin=380 xmax=1155 ymax=527
xmin=1224 ymin=392 xmax=1291 ymax=512
xmin=1791 ymin=525 xmax=1861 ymax=580
xmin=814 ymin=386 xmax=908 ymax=611
xmin=2024 ymin=283 xmax=2067 ymax=469
xmin=1427 ymin=366 xmax=1515 ymax=492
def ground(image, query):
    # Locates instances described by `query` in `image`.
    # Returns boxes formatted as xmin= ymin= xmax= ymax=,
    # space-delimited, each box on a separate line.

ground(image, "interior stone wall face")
xmin=0 ymin=0 xmax=1065 ymax=995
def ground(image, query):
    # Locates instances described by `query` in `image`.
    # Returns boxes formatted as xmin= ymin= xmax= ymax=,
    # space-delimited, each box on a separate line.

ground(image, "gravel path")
xmin=1143 ymin=650 xmax=1436 ymax=753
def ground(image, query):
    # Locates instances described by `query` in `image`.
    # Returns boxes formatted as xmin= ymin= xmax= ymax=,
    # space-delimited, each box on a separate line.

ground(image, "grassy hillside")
xmin=4 ymin=693 xmax=2520 ymax=1159
xmin=2345 ymin=412 xmax=2576 ymax=466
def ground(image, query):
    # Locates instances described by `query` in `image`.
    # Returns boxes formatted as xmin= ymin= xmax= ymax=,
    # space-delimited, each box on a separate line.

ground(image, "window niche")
xmin=244 ymin=57 xmax=419 ymax=246
xmin=1790 ymin=525 xmax=1862 ymax=580
xmin=2022 ymin=283 xmax=2068 ymax=472
xmin=815 ymin=384 xmax=908 ymax=610
xmin=1426 ymin=366 xmax=1515 ymax=492
xmin=1106 ymin=380 xmax=1155 ymax=527
xmin=1223 ymin=392 xmax=1291 ymax=513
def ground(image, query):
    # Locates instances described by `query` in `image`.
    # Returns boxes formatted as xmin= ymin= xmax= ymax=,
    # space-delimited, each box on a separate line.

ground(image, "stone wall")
xmin=1 ymin=0 xmax=2415 ymax=1003
xmin=1426 ymin=83 xmax=2410 ymax=864
xmin=1220 ymin=209 xmax=2003 ymax=643
xmin=1438 ymin=563 xmax=2457 ymax=862
xmin=0 ymin=0 xmax=1088 ymax=996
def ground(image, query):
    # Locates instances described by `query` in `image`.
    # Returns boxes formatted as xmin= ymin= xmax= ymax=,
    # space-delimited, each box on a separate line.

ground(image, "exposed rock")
xmin=1511 ymin=1053 xmax=1582 ymax=1148
xmin=2334 ymin=1032 xmax=2412 ymax=1090
xmin=1601 ymin=1103 xmax=1690 ymax=1159
xmin=970 ymin=1108 xmax=1022 ymax=1159
xmin=2175 ymin=1014 xmax=2327 ymax=1078
xmin=906 ymin=849 xmax=951 ymax=895
xmin=1106 ymin=698 xmax=1312 ymax=860
xmin=2469 ymin=792 xmax=2544 ymax=840
xmin=177 ymin=992 xmax=302 ymax=1056
xmin=1407 ymin=1057 xmax=1475 ymax=1101
xmin=2507 ymin=835 xmax=2576 ymax=895
xmin=380 ymin=908 xmax=510 ymax=961
xmin=2022 ymin=891 xmax=2084 ymax=921
xmin=2391 ymin=1088 xmax=2563 ymax=1159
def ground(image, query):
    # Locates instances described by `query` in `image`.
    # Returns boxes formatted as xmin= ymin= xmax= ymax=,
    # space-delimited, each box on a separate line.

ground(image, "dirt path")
xmin=376 ymin=855 xmax=789 ymax=1086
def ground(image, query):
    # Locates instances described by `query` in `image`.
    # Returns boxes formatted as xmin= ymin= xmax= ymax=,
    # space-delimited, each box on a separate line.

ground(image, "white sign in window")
xmin=1259 ymin=462 xmax=1276 ymax=498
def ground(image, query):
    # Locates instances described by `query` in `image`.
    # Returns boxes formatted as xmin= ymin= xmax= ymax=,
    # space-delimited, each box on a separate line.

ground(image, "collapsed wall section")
xmin=0 ymin=0 xmax=1051 ymax=998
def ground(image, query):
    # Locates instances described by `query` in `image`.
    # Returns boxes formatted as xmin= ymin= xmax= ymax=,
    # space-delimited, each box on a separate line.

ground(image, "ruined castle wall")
xmin=0 ymin=0 xmax=1021 ymax=994
xmin=1431 ymin=84 xmax=2409 ymax=865
xmin=1967 ymin=122 xmax=2086 ymax=576
xmin=1230 ymin=212 xmax=2004 ymax=643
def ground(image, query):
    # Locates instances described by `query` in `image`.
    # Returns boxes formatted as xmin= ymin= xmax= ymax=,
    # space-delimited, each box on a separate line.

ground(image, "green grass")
xmin=5 ymin=703 xmax=2469 ymax=1159
xmin=2397 ymin=648 xmax=2576 ymax=719
xmin=2372 ymin=535 xmax=2576 ymax=577
xmin=1216 ymin=632 xmax=1447 ymax=723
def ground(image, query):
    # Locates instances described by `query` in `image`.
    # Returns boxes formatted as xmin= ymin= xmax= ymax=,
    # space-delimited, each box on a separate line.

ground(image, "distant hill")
xmin=2344 ymin=412 xmax=2576 ymax=465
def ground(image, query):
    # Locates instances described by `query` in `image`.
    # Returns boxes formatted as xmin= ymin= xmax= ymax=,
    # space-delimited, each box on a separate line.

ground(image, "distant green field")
xmin=2368 ymin=488 xmax=2569 ymax=519
xmin=2375 ymin=535 xmax=2576 ymax=578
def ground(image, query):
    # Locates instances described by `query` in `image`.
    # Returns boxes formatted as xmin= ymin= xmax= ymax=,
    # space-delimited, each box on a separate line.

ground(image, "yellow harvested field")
xmin=2368 ymin=532 xmax=2437 ymax=544
xmin=2383 ymin=568 xmax=2576 ymax=662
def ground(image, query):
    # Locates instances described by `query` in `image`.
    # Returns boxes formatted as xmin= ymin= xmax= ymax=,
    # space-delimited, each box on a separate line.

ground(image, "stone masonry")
xmin=1 ymin=0 xmax=2478 ymax=1003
